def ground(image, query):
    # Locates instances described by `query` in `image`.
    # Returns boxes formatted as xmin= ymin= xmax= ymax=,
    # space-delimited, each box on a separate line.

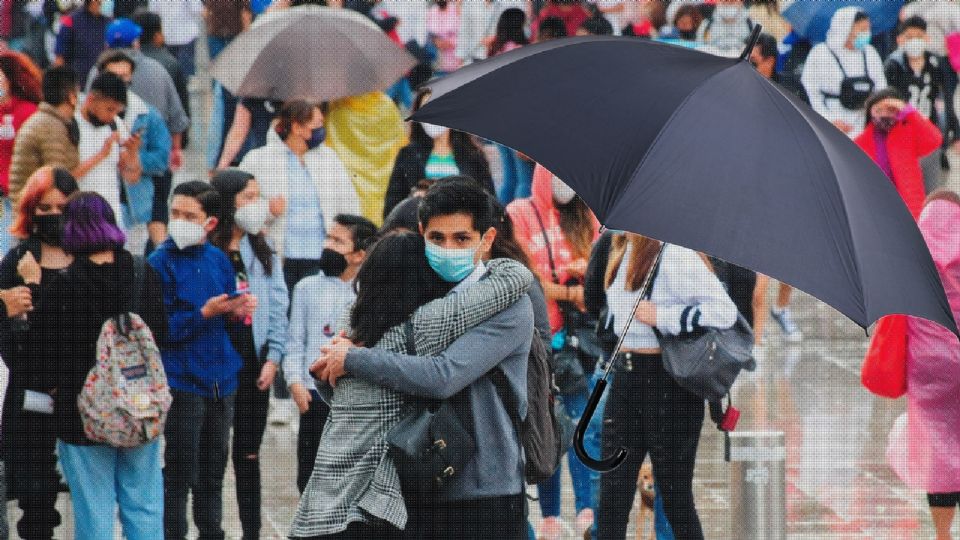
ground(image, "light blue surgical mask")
xmin=425 ymin=241 xmax=478 ymax=283
xmin=853 ymin=31 xmax=871 ymax=50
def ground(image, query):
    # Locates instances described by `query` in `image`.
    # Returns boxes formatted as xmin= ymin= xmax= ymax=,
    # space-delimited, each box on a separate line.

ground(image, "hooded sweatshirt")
xmin=697 ymin=3 xmax=754 ymax=57
xmin=507 ymin=164 xmax=598 ymax=333
xmin=801 ymin=7 xmax=887 ymax=139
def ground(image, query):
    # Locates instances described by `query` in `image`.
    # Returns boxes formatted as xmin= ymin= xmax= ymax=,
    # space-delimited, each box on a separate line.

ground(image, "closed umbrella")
xmin=410 ymin=30 xmax=958 ymax=471
xmin=210 ymin=5 xmax=417 ymax=102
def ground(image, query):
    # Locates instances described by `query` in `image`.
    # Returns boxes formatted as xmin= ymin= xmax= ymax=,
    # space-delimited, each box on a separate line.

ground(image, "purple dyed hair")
xmin=62 ymin=192 xmax=126 ymax=254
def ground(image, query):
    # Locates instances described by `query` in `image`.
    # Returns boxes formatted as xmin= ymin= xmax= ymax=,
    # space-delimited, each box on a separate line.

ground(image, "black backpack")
xmin=493 ymin=328 xmax=573 ymax=485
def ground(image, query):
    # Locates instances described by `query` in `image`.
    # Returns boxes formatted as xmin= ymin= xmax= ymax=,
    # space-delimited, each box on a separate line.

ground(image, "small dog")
xmin=635 ymin=463 xmax=657 ymax=540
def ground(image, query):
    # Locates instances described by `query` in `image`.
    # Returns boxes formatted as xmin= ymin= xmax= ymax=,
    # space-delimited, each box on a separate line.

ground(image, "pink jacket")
xmin=507 ymin=164 xmax=598 ymax=333
xmin=887 ymin=198 xmax=960 ymax=493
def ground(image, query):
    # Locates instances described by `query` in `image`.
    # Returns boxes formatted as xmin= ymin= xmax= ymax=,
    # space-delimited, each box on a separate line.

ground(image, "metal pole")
xmin=729 ymin=431 xmax=787 ymax=540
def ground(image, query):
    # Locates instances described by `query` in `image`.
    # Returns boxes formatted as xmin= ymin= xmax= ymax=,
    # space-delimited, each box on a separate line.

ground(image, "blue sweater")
xmin=148 ymin=239 xmax=243 ymax=398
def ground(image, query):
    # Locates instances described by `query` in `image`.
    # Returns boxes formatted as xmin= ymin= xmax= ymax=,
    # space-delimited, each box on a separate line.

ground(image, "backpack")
xmin=492 ymin=328 xmax=574 ymax=485
xmin=78 ymin=257 xmax=172 ymax=448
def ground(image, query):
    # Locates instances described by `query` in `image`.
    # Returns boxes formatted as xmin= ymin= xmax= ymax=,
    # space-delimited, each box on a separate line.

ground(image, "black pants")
xmin=233 ymin=358 xmax=270 ymax=540
xmin=6 ymin=410 xmax=61 ymax=540
xmin=279 ymin=258 xmax=323 ymax=400
xmin=403 ymin=492 xmax=527 ymax=540
xmin=929 ymin=492 xmax=960 ymax=508
xmin=296 ymin=520 xmax=402 ymax=540
xmin=163 ymin=389 xmax=235 ymax=540
xmin=598 ymin=353 xmax=705 ymax=540
xmin=297 ymin=390 xmax=330 ymax=494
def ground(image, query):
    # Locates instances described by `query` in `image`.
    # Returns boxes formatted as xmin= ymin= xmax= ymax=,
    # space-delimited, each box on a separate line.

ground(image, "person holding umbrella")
xmin=801 ymin=7 xmax=887 ymax=138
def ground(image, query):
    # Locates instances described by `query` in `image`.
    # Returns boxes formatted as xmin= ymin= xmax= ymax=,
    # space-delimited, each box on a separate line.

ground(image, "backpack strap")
xmin=118 ymin=255 xmax=146 ymax=335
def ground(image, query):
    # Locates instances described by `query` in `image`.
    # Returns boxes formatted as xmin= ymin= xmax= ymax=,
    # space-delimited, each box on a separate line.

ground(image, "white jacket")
xmin=239 ymin=139 xmax=359 ymax=258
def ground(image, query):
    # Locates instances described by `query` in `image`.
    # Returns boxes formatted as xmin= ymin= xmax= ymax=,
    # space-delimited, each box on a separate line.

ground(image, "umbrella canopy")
xmin=783 ymin=0 xmax=906 ymax=43
xmin=410 ymin=35 xmax=958 ymax=338
xmin=210 ymin=5 xmax=417 ymax=102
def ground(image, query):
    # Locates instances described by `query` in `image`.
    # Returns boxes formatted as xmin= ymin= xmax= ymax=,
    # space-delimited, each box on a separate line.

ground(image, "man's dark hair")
xmin=41 ymin=66 xmax=76 ymax=106
xmin=89 ymin=72 xmax=128 ymax=105
xmin=418 ymin=176 xmax=497 ymax=233
xmin=754 ymin=33 xmax=778 ymax=60
xmin=898 ymin=15 xmax=928 ymax=35
xmin=130 ymin=10 xmax=162 ymax=45
xmin=334 ymin=214 xmax=378 ymax=251
xmin=853 ymin=11 xmax=869 ymax=24
xmin=173 ymin=180 xmax=222 ymax=218
xmin=539 ymin=16 xmax=568 ymax=39
xmin=579 ymin=16 xmax=613 ymax=36
xmin=97 ymin=50 xmax=137 ymax=74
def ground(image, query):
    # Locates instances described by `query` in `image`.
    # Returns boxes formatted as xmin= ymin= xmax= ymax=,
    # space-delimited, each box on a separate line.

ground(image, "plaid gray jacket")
xmin=289 ymin=259 xmax=533 ymax=537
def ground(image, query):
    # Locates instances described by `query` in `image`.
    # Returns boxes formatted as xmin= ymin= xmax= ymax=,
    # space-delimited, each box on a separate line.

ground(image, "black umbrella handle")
xmin=573 ymin=378 xmax=628 ymax=472
xmin=739 ymin=23 xmax=764 ymax=61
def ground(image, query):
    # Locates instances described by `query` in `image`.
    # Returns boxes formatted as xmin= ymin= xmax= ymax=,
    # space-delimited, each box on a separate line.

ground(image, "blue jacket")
xmin=123 ymin=103 xmax=171 ymax=225
xmin=238 ymin=234 xmax=289 ymax=363
xmin=148 ymin=239 xmax=242 ymax=398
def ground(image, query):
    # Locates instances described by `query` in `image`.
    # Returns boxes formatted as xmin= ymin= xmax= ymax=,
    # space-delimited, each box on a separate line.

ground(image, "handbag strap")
xmin=528 ymin=201 xmax=560 ymax=284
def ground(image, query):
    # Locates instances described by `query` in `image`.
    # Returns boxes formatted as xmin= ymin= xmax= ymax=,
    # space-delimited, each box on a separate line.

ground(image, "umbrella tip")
xmin=739 ymin=24 xmax=763 ymax=62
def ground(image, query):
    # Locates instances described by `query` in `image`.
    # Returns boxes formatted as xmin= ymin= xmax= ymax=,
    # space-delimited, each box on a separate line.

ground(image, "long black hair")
xmin=489 ymin=197 xmax=534 ymax=271
xmin=209 ymin=168 xmax=275 ymax=275
xmin=489 ymin=8 xmax=529 ymax=57
xmin=349 ymin=232 xmax=451 ymax=347
xmin=409 ymin=122 xmax=489 ymax=175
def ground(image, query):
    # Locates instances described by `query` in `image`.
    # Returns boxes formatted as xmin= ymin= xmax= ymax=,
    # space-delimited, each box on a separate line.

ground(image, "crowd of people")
xmin=0 ymin=1 xmax=958 ymax=540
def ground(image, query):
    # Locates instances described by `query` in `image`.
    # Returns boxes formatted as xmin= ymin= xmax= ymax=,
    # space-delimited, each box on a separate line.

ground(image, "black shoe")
xmin=941 ymin=151 xmax=950 ymax=171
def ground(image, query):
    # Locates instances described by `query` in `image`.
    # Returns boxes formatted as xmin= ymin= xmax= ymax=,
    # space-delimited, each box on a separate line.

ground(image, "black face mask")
xmin=678 ymin=30 xmax=697 ymax=40
xmin=34 ymin=214 xmax=64 ymax=246
xmin=317 ymin=248 xmax=349 ymax=278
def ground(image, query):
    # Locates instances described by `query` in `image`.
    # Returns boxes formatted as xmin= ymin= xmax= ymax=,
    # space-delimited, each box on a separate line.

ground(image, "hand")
xmin=311 ymin=337 xmax=355 ymax=387
xmin=832 ymin=120 xmax=853 ymax=133
xmin=269 ymin=195 xmax=286 ymax=217
xmin=98 ymin=132 xmax=121 ymax=159
xmin=1 ymin=286 xmax=32 ymax=318
xmin=952 ymin=140 xmax=960 ymax=155
xmin=122 ymin=131 xmax=142 ymax=152
xmin=201 ymin=294 xmax=246 ymax=319
xmin=871 ymin=97 xmax=907 ymax=119
xmin=170 ymin=146 xmax=184 ymax=171
xmin=229 ymin=293 xmax=258 ymax=319
xmin=290 ymin=382 xmax=313 ymax=414
xmin=633 ymin=300 xmax=657 ymax=326
xmin=17 ymin=252 xmax=41 ymax=285
xmin=256 ymin=360 xmax=277 ymax=390
xmin=565 ymin=258 xmax=588 ymax=278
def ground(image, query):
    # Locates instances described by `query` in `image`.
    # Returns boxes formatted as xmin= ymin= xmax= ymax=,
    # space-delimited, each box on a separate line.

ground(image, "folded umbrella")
xmin=783 ymin=0 xmax=906 ymax=43
xmin=410 ymin=30 xmax=958 ymax=471
xmin=210 ymin=5 xmax=417 ymax=102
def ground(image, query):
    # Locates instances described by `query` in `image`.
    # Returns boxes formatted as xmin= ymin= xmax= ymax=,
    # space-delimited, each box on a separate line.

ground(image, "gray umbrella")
xmin=210 ymin=5 xmax=417 ymax=102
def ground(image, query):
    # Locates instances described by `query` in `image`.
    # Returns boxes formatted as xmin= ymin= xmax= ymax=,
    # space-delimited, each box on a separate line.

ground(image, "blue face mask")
xmin=853 ymin=31 xmax=871 ymax=50
xmin=306 ymin=127 xmax=326 ymax=150
xmin=100 ymin=0 xmax=115 ymax=17
xmin=425 ymin=240 xmax=478 ymax=283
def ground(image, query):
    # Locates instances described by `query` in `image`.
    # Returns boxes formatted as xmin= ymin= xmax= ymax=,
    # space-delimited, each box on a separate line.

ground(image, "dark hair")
xmin=863 ymin=88 xmax=906 ymax=126
xmin=381 ymin=196 xmax=422 ymax=234
xmin=489 ymin=198 xmax=534 ymax=271
xmin=673 ymin=4 xmax=704 ymax=30
xmin=409 ymin=123 xmax=491 ymax=180
xmin=209 ymin=168 xmax=274 ymax=275
xmin=753 ymin=33 xmax=778 ymax=60
xmin=418 ymin=176 xmax=497 ymax=234
xmin=925 ymin=188 xmax=960 ymax=208
xmin=898 ymin=15 xmax=927 ymax=35
xmin=89 ymin=72 xmax=127 ymax=106
xmin=173 ymin=180 xmax=221 ymax=218
xmin=333 ymin=214 xmax=378 ymax=252
xmin=489 ymin=8 xmax=529 ymax=56
xmin=276 ymin=99 xmax=318 ymax=141
xmin=853 ymin=11 xmax=870 ymax=24
xmin=96 ymin=50 xmax=136 ymax=74
xmin=579 ymin=16 xmax=614 ymax=36
xmin=0 ymin=52 xmax=42 ymax=103
xmin=41 ymin=66 xmax=76 ymax=106
xmin=349 ymin=232 xmax=450 ymax=346
xmin=538 ymin=16 xmax=568 ymax=40
xmin=61 ymin=192 xmax=126 ymax=254
xmin=130 ymin=10 xmax=162 ymax=45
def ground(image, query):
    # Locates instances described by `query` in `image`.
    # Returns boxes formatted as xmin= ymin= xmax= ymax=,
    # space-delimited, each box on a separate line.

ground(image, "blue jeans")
xmin=496 ymin=143 xmax=534 ymax=205
xmin=0 ymin=198 xmax=12 ymax=256
xmin=537 ymin=390 xmax=593 ymax=516
xmin=169 ymin=41 xmax=197 ymax=77
xmin=57 ymin=439 xmax=164 ymax=540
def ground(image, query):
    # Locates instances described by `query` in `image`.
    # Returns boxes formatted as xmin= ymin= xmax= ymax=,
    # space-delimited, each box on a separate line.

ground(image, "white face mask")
xmin=234 ymin=199 xmax=270 ymax=235
xmin=552 ymin=175 xmax=576 ymax=205
xmin=421 ymin=122 xmax=450 ymax=139
xmin=168 ymin=219 xmax=208 ymax=249
xmin=715 ymin=5 xmax=740 ymax=20
xmin=904 ymin=38 xmax=926 ymax=58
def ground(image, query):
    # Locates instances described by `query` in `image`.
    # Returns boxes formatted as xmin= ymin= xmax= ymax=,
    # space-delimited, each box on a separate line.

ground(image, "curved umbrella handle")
xmin=573 ymin=378 xmax=628 ymax=472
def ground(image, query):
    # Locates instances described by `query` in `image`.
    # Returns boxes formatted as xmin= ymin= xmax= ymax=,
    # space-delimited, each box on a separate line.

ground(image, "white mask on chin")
xmin=421 ymin=122 xmax=450 ymax=139
xmin=552 ymin=175 xmax=576 ymax=204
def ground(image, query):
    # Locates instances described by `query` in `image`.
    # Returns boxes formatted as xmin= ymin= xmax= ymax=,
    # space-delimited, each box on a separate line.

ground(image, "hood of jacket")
xmin=826 ymin=6 xmax=864 ymax=52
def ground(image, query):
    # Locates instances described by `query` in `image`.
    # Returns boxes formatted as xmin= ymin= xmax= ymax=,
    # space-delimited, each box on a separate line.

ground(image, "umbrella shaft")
xmin=601 ymin=241 xmax=667 ymax=379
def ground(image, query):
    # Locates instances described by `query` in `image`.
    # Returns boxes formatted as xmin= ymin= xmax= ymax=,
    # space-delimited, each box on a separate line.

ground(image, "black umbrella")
xmin=410 ymin=28 xmax=959 ymax=471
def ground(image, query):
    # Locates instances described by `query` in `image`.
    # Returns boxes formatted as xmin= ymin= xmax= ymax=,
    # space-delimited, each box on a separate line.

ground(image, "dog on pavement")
xmin=635 ymin=463 xmax=657 ymax=540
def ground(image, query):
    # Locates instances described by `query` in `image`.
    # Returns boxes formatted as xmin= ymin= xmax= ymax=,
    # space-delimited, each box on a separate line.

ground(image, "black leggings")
xmin=598 ymin=353 xmax=705 ymax=540
xmin=929 ymin=492 xmax=960 ymax=508
xmin=232 ymin=356 xmax=270 ymax=540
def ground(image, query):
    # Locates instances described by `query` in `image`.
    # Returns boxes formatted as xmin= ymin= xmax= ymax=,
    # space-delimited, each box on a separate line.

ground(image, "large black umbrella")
xmin=410 ymin=30 xmax=958 ymax=471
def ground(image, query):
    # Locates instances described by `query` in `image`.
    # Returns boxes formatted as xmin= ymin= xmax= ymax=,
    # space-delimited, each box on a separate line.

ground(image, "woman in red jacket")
xmin=0 ymin=51 xmax=41 ymax=255
xmin=855 ymin=89 xmax=942 ymax=220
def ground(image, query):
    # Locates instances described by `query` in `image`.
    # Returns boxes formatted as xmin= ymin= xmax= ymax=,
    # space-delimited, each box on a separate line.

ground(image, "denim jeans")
xmin=169 ymin=40 xmax=197 ymax=77
xmin=163 ymin=389 xmax=236 ymax=540
xmin=496 ymin=144 xmax=534 ymax=205
xmin=0 ymin=198 xmax=12 ymax=256
xmin=57 ymin=439 xmax=164 ymax=540
xmin=537 ymin=389 xmax=593 ymax=516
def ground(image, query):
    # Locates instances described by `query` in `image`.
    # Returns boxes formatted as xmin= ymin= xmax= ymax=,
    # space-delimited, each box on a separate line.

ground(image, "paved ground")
xmin=7 ymin=44 xmax=960 ymax=539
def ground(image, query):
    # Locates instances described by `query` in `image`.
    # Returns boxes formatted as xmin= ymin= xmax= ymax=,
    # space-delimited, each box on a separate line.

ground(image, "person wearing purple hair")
xmin=54 ymin=191 xmax=168 ymax=539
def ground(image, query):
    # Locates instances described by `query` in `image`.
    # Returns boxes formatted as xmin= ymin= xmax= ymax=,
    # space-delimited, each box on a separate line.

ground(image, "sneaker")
xmin=538 ymin=516 xmax=561 ymax=540
xmin=575 ymin=508 xmax=594 ymax=539
xmin=770 ymin=307 xmax=803 ymax=342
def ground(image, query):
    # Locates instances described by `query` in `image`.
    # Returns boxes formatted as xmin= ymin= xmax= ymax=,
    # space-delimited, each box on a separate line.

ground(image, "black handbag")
xmin=644 ymin=254 xmax=757 ymax=402
xmin=386 ymin=322 xmax=477 ymax=493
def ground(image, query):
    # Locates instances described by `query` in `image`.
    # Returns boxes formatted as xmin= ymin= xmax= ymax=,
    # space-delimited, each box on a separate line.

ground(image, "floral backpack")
xmin=78 ymin=258 xmax=172 ymax=447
